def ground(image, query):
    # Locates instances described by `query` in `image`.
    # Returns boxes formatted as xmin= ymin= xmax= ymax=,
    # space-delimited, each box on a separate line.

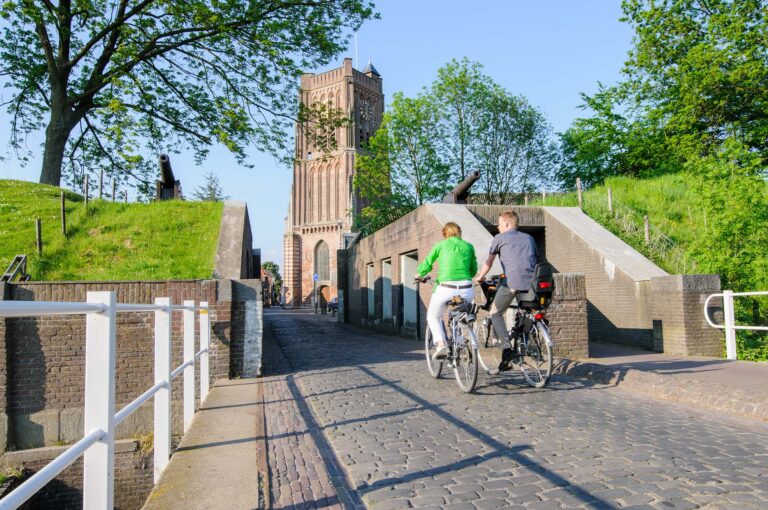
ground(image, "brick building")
xmin=283 ymin=58 xmax=384 ymax=308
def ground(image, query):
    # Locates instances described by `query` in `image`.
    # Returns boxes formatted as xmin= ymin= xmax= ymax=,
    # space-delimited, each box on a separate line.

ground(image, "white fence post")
xmin=183 ymin=300 xmax=195 ymax=433
xmin=153 ymin=297 xmax=172 ymax=483
xmin=200 ymin=302 xmax=210 ymax=404
xmin=723 ymin=290 xmax=737 ymax=360
xmin=83 ymin=291 xmax=116 ymax=510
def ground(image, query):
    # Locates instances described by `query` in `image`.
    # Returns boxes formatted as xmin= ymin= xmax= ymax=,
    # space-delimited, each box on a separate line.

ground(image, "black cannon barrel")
xmin=442 ymin=171 xmax=480 ymax=204
xmin=158 ymin=154 xmax=175 ymax=184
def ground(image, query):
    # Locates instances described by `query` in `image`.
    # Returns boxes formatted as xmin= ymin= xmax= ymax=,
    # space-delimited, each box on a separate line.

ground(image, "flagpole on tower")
xmin=354 ymin=31 xmax=358 ymax=69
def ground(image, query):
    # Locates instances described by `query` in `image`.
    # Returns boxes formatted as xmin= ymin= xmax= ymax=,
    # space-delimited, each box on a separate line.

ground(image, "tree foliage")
xmin=475 ymin=86 xmax=557 ymax=203
xmin=191 ymin=170 xmax=228 ymax=201
xmin=353 ymin=94 xmax=450 ymax=235
xmin=561 ymin=0 xmax=768 ymax=186
xmin=262 ymin=261 xmax=282 ymax=292
xmin=354 ymin=59 xmax=558 ymax=232
xmin=430 ymin=58 xmax=489 ymax=181
xmin=0 ymin=0 xmax=376 ymax=189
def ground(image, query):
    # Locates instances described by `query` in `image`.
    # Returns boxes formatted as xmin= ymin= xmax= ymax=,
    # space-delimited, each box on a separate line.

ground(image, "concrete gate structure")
xmin=338 ymin=203 xmax=723 ymax=358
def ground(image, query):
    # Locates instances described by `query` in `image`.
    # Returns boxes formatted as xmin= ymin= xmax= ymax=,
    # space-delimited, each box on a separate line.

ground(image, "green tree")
xmin=0 ymin=0 xmax=376 ymax=188
xmin=687 ymin=139 xmax=768 ymax=360
xmin=261 ymin=261 xmax=282 ymax=302
xmin=562 ymin=0 xmax=768 ymax=186
xmin=353 ymin=126 xmax=411 ymax=235
xmin=430 ymin=58 xmax=558 ymax=198
xmin=191 ymin=171 xmax=229 ymax=201
xmin=475 ymin=86 xmax=558 ymax=202
xmin=353 ymin=94 xmax=450 ymax=235
xmin=430 ymin=58 xmax=490 ymax=181
xmin=620 ymin=0 xmax=768 ymax=162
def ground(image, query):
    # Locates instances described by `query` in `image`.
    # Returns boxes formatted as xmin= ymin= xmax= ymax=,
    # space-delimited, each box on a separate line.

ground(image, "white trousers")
xmin=427 ymin=280 xmax=475 ymax=346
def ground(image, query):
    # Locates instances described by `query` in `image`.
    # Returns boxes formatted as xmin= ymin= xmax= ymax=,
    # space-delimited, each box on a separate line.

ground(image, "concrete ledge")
xmin=554 ymin=358 xmax=768 ymax=422
xmin=3 ymin=439 xmax=139 ymax=467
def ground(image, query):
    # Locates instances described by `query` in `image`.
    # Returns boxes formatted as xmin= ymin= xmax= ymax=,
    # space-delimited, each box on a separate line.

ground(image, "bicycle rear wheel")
xmin=424 ymin=326 xmax=443 ymax=378
xmin=453 ymin=324 xmax=478 ymax=393
xmin=520 ymin=322 xmax=553 ymax=388
xmin=475 ymin=318 xmax=502 ymax=375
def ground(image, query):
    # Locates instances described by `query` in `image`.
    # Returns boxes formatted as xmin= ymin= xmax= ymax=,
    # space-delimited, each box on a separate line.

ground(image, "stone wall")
xmin=2 ymin=439 xmax=152 ymax=510
xmin=213 ymin=201 xmax=256 ymax=280
xmin=0 ymin=278 xmax=262 ymax=452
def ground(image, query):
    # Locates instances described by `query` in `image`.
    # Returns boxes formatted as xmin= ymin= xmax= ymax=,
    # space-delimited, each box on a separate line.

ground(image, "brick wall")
xmin=2 ymin=439 xmax=152 ymax=510
xmin=342 ymin=204 xmax=722 ymax=358
xmin=650 ymin=275 xmax=723 ymax=356
xmin=345 ymin=207 xmax=443 ymax=336
xmin=0 ymin=278 xmax=262 ymax=451
xmin=341 ymin=207 xmax=589 ymax=357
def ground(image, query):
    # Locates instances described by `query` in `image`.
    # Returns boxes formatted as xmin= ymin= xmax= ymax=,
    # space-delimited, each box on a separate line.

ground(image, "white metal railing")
xmin=704 ymin=290 xmax=768 ymax=360
xmin=0 ymin=292 xmax=212 ymax=510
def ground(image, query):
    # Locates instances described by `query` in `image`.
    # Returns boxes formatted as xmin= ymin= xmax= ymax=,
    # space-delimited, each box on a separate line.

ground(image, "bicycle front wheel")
xmin=475 ymin=318 xmax=502 ymax=375
xmin=453 ymin=324 xmax=479 ymax=393
xmin=424 ymin=326 xmax=443 ymax=378
xmin=520 ymin=322 xmax=553 ymax=388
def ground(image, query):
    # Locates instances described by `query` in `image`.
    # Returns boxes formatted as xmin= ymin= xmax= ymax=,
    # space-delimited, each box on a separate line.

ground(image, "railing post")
xmin=153 ymin=297 xmax=172 ymax=483
xmin=183 ymin=300 xmax=195 ymax=433
xmin=607 ymin=187 xmax=613 ymax=215
xmin=723 ymin=290 xmax=737 ymax=360
xmin=200 ymin=302 xmax=210 ymax=404
xmin=576 ymin=177 xmax=583 ymax=208
xmin=83 ymin=291 xmax=116 ymax=510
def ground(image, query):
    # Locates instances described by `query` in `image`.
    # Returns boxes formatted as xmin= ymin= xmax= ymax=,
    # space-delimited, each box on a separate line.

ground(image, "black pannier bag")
xmin=532 ymin=262 xmax=555 ymax=307
xmin=516 ymin=262 xmax=556 ymax=309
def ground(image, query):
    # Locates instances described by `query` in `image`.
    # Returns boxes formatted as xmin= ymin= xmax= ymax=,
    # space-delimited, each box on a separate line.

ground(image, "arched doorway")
xmin=317 ymin=285 xmax=330 ymax=314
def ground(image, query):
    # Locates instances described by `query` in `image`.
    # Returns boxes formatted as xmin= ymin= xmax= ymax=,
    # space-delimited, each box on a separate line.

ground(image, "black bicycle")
xmin=417 ymin=277 xmax=480 ymax=393
xmin=474 ymin=268 xmax=555 ymax=388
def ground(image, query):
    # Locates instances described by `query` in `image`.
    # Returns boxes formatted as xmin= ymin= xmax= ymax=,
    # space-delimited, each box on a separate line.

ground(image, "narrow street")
xmin=263 ymin=309 xmax=768 ymax=510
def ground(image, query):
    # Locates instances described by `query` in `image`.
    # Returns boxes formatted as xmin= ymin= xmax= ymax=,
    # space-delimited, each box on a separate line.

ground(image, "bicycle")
xmin=417 ymin=277 xmax=480 ymax=393
xmin=474 ymin=273 xmax=555 ymax=388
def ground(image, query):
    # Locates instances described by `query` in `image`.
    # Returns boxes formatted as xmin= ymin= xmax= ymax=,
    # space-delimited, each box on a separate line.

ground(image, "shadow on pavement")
xmin=265 ymin=311 xmax=617 ymax=509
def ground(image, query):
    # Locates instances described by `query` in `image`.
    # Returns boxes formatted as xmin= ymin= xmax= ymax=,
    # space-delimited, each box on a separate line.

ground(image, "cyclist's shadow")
xmin=473 ymin=371 xmax=609 ymax=394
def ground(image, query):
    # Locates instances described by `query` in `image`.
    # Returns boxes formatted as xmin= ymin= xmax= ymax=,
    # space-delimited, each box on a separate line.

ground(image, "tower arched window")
xmin=315 ymin=241 xmax=330 ymax=281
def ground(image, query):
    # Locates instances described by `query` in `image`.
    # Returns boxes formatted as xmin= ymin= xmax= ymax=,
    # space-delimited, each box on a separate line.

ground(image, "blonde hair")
xmin=500 ymin=211 xmax=519 ymax=229
xmin=442 ymin=222 xmax=462 ymax=238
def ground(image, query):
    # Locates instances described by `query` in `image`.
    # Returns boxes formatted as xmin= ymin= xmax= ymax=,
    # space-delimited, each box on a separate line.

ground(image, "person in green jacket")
xmin=415 ymin=222 xmax=477 ymax=360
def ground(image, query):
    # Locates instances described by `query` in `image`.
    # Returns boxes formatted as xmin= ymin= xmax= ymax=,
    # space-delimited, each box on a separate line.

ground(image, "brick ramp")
xmin=142 ymin=378 xmax=267 ymax=510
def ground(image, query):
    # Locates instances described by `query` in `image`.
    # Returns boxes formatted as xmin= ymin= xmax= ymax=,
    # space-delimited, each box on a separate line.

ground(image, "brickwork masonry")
xmin=0 ymin=278 xmax=262 ymax=453
xmin=1 ymin=439 xmax=152 ymax=510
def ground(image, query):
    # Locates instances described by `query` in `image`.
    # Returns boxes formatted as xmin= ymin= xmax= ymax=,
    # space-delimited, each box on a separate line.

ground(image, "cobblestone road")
xmin=264 ymin=310 xmax=768 ymax=510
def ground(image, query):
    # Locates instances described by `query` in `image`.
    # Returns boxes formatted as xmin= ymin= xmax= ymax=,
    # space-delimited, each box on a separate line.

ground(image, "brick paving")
xmin=263 ymin=309 xmax=768 ymax=510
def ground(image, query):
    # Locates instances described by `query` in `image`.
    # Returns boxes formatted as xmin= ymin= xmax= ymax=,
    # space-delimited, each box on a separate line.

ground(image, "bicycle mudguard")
xmin=538 ymin=324 xmax=554 ymax=347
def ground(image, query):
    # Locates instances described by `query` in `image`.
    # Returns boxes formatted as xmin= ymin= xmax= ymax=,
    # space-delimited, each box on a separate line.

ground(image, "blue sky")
xmin=0 ymin=1 xmax=633 ymax=272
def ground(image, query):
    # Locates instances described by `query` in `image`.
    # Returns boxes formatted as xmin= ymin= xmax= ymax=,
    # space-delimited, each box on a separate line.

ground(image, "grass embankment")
xmin=532 ymin=174 xmax=702 ymax=274
xmin=532 ymin=174 xmax=768 ymax=361
xmin=0 ymin=180 xmax=222 ymax=281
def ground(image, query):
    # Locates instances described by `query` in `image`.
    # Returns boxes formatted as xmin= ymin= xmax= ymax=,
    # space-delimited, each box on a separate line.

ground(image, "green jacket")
xmin=418 ymin=236 xmax=478 ymax=289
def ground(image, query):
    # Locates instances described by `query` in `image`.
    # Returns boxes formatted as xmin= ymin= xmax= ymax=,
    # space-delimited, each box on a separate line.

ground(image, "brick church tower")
xmin=283 ymin=58 xmax=384 ymax=308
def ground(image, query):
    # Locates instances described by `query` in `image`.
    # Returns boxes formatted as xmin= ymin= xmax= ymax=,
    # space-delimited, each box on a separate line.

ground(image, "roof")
xmin=362 ymin=61 xmax=380 ymax=77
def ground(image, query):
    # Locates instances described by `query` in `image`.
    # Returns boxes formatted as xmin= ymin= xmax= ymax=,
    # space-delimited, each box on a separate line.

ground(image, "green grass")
xmin=532 ymin=174 xmax=768 ymax=362
xmin=0 ymin=180 xmax=223 ymax=281
xmin=532 ymin=174 xmax=704 ymax=275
